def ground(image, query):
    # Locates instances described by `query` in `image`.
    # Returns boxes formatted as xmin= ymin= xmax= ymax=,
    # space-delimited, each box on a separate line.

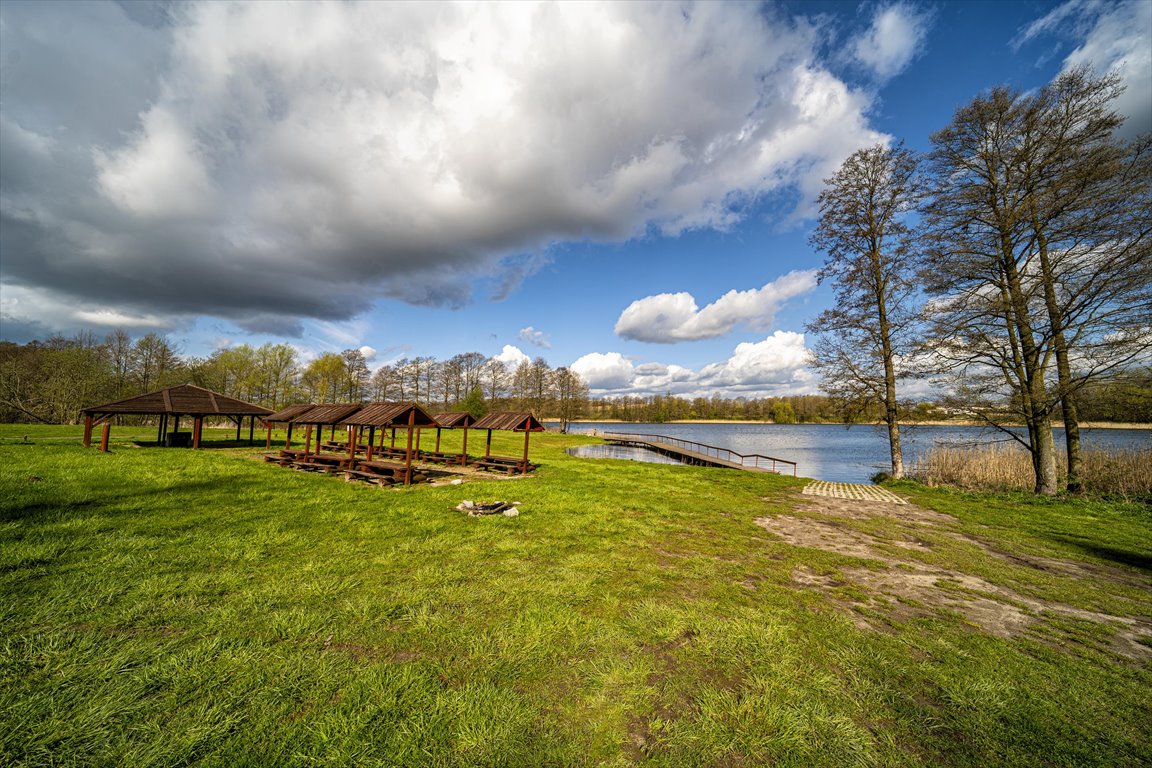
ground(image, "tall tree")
xmin=132 ymin=333 xmax=183 ymax=392
xmin=921 ymin=88 xmax=1059 ymax=493
xmin=551 ymin=367 xmax=589 ymax=431
xmin=256 ymin=343 xmax=299 ymax=408
xmin=923 ymin=74 xmax=1151 ymax=495
xmin=301 ymin=353 xmax=346 ymax=403
xmin=340 ymin=349 xmax=371 ymax=402
xmin=806 ymin=143 xmax=922 ymax=479
xmin=1017 ymin=69 xmax=1152 ymax=492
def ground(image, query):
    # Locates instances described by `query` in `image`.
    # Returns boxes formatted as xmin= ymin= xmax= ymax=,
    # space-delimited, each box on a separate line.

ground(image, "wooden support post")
xmin=415 ymin=427 xmax=422 ymax=457
xmin=83 ymin=415 xmax=93 ymax=448
xmin=303 ymin=424 xmax=313 ymax=457
xmin=235 ymin=417 xmax=242 ymax=442
xmin=435 ymin=427 xmax=442 ymax=453
xmin=485 ymin=429 xmax=493 ymax=458
xmin=461 ymin=427 xmax=469 ymax=466
xmin=193 ymin=417 xmax=202 ymax=449
xmin=404 ymin=410 xmax=415 ymax=486
xmin=366 ymin=426 xmax=375 ymax=461
xmin=286 ymin=423 xmax=293 ymax=449
xmin=100 ymin=423 xmax=110 ymax=452
xmin=348 ymin=426 xmax=358 ymax=461
xmin=157 ymin=417 xmax=164 ymax=445
xmin=173 ymin=415 xmax=181 ymax=434
xmin=266 ymin=423 xmax=273 ymax=449
xmin=522 ymin=430 xmax=530 ymax=476
xmin=248 ymin=416 xmax=255 ymax=445
xmin=390 ymin=427 xmax=396 ymax=448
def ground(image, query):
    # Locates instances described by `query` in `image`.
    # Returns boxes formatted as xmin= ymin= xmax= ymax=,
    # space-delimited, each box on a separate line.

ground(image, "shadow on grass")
xmin=0 ymin=479 xmax=234 ymax=523
xmin=1049 ymin=535 xmax=1152 ymax=572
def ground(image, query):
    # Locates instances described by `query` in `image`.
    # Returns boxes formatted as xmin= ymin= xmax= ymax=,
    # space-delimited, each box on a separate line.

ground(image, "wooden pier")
xmin=601 ymin=431 xmax=797 ymax=476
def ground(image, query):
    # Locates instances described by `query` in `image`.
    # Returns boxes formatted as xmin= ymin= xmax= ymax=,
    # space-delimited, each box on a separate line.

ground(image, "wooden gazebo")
xmin=290 ymin=404 xmax=365 ymax=457
xmin=262 ymin=404 xmax=318 ymax=449
xmin=340 ymin=402 xmax=438 ymax=483
xmin=470 ymin=411 xmax=545 ymax=475
xmin=81 ymin=384 xmax=272 ymax=451
xmin=432 ymin=412 xmax=478 ymax=466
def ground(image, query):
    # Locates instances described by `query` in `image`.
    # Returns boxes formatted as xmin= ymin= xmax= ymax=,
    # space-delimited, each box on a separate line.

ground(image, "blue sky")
xmin=2 ymin=0 xmax=1149 ymax=398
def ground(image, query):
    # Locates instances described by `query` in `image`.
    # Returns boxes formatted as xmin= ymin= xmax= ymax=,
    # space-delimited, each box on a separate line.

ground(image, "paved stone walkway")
xmin=801 ymin=480 xmax=908 ymax=504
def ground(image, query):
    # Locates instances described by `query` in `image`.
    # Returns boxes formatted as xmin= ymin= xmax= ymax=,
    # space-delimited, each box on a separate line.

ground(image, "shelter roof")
xmin=471 ymin=411 xmax=545 ymax=432
xmin=434 ymin=412 xmax=478 ymax=428
xmin=263 ymin=404 xmax=318 ymax=423
xmin=293 ymin=404 xmax=364 ymax=424
xmin=341 ymin=402 xmax=437 ymax=427
xmin=82 ymin=384 xmax=272 ymax=417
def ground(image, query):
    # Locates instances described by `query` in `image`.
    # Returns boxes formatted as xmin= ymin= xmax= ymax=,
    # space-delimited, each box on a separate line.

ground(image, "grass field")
xmin=2 ymin=424 xmax=1150 ymax=766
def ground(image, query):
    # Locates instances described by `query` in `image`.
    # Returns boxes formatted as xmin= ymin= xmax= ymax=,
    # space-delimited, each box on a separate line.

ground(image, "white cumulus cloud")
xmin=572 ymin=331 xmax=815 ymax=399
xmin=495 ymin=344 xmax=530 ymax=370
xmin=571 ymin=352 xmax=637 ymax=391
xmin=850 ymin=3 xmax=933 ymax=81
xmin=1016 ymin=0 xmax=1152 ymax=137
xmin=614 ymin=270 xmax=817 ymax=343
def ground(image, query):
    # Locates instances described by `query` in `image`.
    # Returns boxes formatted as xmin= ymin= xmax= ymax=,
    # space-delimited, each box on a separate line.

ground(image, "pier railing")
xmin=602 ymin=431 xmax=797 ymax=476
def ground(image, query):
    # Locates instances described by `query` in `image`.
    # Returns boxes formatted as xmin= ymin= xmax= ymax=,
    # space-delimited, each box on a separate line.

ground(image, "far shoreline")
xmin=546 ymin=418 xmax=1151 ymax=430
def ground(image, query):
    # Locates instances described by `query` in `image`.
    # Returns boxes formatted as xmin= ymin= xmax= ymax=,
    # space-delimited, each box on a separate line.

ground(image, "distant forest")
xmin=2 ymin=331 xmax=1149 ymax=425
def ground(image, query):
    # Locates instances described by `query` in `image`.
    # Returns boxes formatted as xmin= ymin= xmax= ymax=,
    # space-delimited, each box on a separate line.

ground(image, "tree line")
xmin=0 ymin=332 xmax=589 ymax=427
xmin=807 ymin=68 xmax=1151 ymax=494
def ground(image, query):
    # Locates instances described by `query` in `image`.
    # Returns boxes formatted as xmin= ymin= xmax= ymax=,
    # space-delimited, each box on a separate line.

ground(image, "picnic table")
xmin=375 ymin=446 xmax=412 ymax=460
xmin=419 ymin=450 xmax=467 ymax=466
xmin=290 ymin=453 xmax=353 ymax=473
xmin=352 ymin=459 xmax=426 ymax=485
xmin=322 ymin=441 xmax=372 ymax=454
xmin=474 ymin=455 xmax=536 ymax=475
xmin=264 ymin=448 xmax=312 ymax=465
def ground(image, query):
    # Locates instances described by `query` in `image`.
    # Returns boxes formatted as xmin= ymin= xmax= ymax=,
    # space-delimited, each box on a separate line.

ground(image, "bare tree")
xmin=922 ymin=89 xmax=1060 ymax=493
xmin=806 ymin=143 xmax=922 ymax=479
xmin=340 ymin=348 xmax=371 ymax=402
xmin=1017 ymin=69 xmax=1152 ymax=491
xmin=551 ymin=367 xmax=589 ymax=431
xmin=922 ymin=73 xmax=1151 ymax=495
xmin=484 ymin=356 xmax=510 ymax=401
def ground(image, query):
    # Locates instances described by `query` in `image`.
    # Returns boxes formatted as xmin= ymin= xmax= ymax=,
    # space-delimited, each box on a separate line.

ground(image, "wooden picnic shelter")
xmin=431 ymin=412 xmax=478 ymax=466
xmin=261 ymin=403 xmax=318 ymax=449
xmin=470 ymin=411 xmax=545 ymax=475
xmin=81 ymin=384 xmax=273 ymax=451
xmin=289 ymin=404 xmax=364 ymax=459
xmin=339 ymin=402 xmax=438 ymax=485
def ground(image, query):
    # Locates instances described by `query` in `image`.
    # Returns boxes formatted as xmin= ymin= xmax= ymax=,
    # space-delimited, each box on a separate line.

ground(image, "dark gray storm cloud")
xmin=2 ymin=0 xmax=892 ymax=337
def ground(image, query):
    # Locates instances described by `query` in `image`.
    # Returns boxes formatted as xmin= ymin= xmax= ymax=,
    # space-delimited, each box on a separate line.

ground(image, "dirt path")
xmin=755 ymin=485 xmax=1152 ymax=661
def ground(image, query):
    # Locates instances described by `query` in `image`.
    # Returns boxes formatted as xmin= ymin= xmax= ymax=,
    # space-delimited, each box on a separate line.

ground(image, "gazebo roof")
xmin=434 ymin=411 xmax=478 ymax=428
xmin=471 ymin=411 xmax=545 ymax=432
xmin=263 ymin=404 xmax=319 ymax=423
xmin=341 ymin=402 xmax=438 ymax=427
xmin=82 ymin=384 xmax=272 ymax=417
xmin=293 ymin=404 xmax=364 ymax=425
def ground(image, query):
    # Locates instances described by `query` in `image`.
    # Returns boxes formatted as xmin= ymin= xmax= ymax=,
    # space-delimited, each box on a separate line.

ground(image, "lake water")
xmin=554 ymin=422 xmax=1151 ymax=483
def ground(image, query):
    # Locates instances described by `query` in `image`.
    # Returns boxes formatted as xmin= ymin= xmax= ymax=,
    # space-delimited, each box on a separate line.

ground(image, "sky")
xmin=1 ymin=0 xmax=1149 ymax=399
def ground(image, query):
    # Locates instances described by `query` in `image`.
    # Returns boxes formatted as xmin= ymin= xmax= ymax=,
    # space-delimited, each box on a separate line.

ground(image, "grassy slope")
xmin=0 ymin=425 xmax=1149 ymax=767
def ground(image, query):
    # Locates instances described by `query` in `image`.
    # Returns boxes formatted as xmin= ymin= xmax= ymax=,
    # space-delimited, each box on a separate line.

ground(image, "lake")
xmin=553 ymin=421 xmax=1151 ymax=483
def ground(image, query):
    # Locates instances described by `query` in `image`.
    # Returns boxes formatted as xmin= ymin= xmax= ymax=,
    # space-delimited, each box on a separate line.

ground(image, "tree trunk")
xmin=1032 ymin=209 xmax=1083 ymax=493
xmin=1029 ymin=413 xmax=1060 ymax=495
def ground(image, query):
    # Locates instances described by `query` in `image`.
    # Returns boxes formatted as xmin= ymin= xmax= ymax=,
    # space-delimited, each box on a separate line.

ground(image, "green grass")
xmin=1 ymin=425 xmax=1150 ymax=766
